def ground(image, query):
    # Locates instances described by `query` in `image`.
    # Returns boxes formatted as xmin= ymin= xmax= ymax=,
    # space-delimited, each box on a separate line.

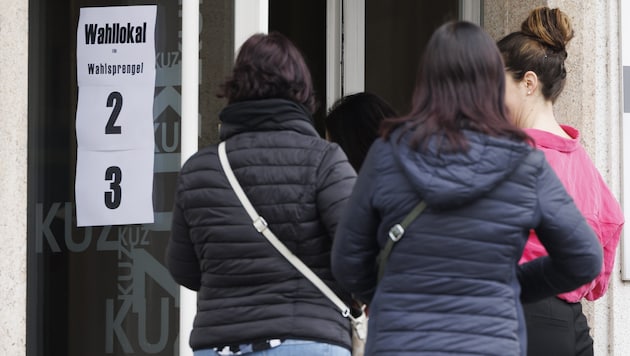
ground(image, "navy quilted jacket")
xmin=331 ymin=130 xmax=602 ymax=356
xmin=167 ymin=99 xmax=357 ymax=351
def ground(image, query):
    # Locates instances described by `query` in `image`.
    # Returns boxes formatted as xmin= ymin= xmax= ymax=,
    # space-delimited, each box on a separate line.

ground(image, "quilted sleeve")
xmin=166 ymin=171 xmax=202 ymax=291
xmin=331 ymin=146 xmax=381 ymax=303
xmin=518 ymin=158 xmax=603 ymax=303
xmin=316 ymin=144 xmax=357 ymax=241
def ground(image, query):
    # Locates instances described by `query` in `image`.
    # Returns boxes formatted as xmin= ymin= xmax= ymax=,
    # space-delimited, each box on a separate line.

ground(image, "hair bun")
xmin=521 ymin=6 xmax=574 ymax=53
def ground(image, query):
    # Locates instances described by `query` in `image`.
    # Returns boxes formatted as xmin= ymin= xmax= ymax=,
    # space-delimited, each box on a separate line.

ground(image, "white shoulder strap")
xmin=217 ymin=141 xmax=351 ymax=318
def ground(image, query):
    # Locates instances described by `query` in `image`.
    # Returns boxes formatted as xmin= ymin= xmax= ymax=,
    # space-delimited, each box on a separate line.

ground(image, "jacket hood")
xmin=392 ymin=130 xmax=533 ymax=209
xmin=219 ymin=98 xmax=319 ymax=140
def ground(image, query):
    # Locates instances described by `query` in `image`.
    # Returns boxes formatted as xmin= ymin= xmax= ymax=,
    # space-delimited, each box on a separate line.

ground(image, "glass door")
xmin=26 ymin=1 xmax=233 ymax=355
xmin=21 ymin=2 xmax=484 ymax=355
xmin=268 ymin=0 xmax=327 ymax=134
xmin=364 ymin=0 xmax=460 ymax=114
xmin=265 ymin=1 xmax=481 ymax=129
xmin=336 ymin=0 xmax=479 ymax=115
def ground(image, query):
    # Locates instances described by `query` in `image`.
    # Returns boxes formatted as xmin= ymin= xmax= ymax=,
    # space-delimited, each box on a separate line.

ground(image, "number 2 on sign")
xmin=104 ymin=92 xmax=123 ymax=209
xmin=106 ymin=91 xmax=122 ymax=134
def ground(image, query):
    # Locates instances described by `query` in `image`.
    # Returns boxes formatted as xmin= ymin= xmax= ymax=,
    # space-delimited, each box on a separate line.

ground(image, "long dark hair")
xmin=218 ymin=32 xmax=317 ymax=113
xmin=381 ymin=21 xmax=529 ymax=152
xmin=325 ymin=92 xmax=397 ymax=171
xmin=497 ymin=6 xmax=574 ymax=103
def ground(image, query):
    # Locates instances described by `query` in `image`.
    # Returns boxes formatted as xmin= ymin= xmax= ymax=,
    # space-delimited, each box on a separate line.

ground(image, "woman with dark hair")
xmin=167 ymin=32 xmax=356 ymax=356
xmin=325 ymin=92 xmax=397 ymax=172
xmin=498 ymin=7 xmax=624 ymax=356
xmin=331 ymin=21 xmax=602 ymax=355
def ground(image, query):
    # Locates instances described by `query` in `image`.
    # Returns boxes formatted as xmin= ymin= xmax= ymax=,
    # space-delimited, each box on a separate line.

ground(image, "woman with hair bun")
xmin=498 ymin=7 xmax=624 ymax=356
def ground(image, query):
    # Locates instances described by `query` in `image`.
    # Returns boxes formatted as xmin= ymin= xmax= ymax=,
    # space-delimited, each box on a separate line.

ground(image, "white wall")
xmin=0 ymin=0 xmax=28 ymax=355
xmin=548 ymin=1 xmax=630 ymax=354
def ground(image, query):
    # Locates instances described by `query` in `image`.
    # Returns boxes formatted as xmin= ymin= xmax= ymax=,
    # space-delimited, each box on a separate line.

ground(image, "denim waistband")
xmin=213 ymin=339 xmax=285 ymax=355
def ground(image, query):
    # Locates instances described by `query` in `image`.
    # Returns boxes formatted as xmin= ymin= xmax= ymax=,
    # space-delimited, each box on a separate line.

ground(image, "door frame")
xmin=179 ymin=2 xmax=484 ymax=354
xmin=326 ymin=0 xmax=483 ymax=110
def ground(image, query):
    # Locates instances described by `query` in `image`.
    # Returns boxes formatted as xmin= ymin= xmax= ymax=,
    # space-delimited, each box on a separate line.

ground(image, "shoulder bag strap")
xmin=377 ymin=200 xmax=427 ymax=281
xmin=217 ymin=141 xmax=353 ymax=318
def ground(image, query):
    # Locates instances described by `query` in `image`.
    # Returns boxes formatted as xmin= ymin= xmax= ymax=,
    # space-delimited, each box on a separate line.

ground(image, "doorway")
xmin=267 ymin=0 xmax=471 ymax=124
xmin=365 ymin=1 xmax=459 ymax=114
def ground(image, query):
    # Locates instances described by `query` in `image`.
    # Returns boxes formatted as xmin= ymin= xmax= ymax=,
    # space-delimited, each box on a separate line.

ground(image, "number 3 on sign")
xmin=104 ymin=166 xmax=122 ymax=209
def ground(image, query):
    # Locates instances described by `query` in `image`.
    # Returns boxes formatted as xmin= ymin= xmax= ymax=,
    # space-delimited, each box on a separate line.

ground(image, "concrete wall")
xmin=0 ymin=0 xmax=28 ymax=355
xmin=486 ymin=1 xmax=630 ymax=355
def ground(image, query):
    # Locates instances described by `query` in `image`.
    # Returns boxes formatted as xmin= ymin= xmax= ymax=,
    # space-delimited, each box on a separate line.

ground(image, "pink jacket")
xmin=520 ymin=126 xmax=624 ymax=302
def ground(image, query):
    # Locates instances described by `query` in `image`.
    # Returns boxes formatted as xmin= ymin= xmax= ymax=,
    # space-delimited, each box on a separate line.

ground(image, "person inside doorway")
xmin=325 ymin=91 xmax=397 ymax=172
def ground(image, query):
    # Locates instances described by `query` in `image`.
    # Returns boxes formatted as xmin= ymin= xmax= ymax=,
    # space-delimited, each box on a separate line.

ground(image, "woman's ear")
xmin=523 ymin=71 xmax=539 ymax=95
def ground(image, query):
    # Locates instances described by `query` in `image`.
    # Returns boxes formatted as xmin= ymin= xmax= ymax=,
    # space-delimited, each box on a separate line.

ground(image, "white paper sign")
xmin=75 ymin=150 xmax=154 ymax=226
xmin=75 ymin=86 xmax=155 ymax=150
xmin=76 ymin=6 xmax=157 ymax=87
xmin=75 ymin=5 xmax=157 ymax=227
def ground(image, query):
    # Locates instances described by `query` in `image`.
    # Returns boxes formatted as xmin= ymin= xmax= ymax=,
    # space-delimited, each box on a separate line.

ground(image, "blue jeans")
xmin=193 ymin=339 xmax=350 ymax=356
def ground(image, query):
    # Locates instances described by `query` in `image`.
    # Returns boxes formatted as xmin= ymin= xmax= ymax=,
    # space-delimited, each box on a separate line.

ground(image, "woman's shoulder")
xmin=517 ymin=147 xmax=547 ymax=172
xmin=179 ymin=145 xmax=217 ymax=174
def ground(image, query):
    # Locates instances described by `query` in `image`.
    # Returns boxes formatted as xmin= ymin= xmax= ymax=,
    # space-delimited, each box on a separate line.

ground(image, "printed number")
xmin=105 ymin=91 xmax=123 ymax=134
xmin=104 ymin=166 xmax=122 ymax=209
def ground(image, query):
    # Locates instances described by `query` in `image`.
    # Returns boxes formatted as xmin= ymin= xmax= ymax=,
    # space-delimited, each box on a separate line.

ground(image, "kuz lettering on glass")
xmin=105 ymin=91 xmax=122 ymax=209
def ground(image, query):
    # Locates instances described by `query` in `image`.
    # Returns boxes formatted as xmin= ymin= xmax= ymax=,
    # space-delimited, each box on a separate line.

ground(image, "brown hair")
xmin=497 ymin=6 xmax=574 ymax=103
xmin=218 ymin=32 xmax=317 ymax=113
xmin=380 ymin=21 xmax=529 ymax=152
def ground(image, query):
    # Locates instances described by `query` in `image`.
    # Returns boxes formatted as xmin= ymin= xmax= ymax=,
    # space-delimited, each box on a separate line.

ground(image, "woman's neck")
xmin=519 ymin=100 xmax=571 ymax=139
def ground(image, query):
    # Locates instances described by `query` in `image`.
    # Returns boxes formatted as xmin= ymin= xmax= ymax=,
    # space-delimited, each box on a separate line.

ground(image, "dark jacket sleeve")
xmin=331 ymin=147 xmax=381 ymax=303
xmin=519 ymin=159 xmax=603 ymax=303
xmin=316 ymin=144 xmax=357 ymax=240
xmin=166 ymin=173 xmax=202 ymax=291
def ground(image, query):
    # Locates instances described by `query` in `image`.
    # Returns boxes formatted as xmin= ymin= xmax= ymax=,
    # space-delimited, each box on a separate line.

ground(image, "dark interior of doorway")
xmin=269 ymin=1 xmax=459 ymax=122
xmin=269 ymin=0 xmax=327 ymax=136
xmin=365 ymin=0 xmax=459 ymax=115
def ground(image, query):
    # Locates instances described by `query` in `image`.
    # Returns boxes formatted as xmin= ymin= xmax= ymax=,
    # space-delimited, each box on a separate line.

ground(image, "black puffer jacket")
xmin=331 ymin=130 xmax=602 ymax=355
xmin=167 ymin=99 xmax=357 ymax=351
